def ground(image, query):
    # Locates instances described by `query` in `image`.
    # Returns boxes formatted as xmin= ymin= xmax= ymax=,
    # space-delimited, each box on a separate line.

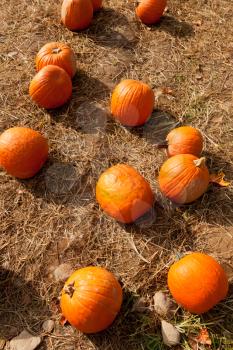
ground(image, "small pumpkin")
xmin=161 ymin=126 xmax=203 ymax=157
xmin=61 ymin=0 xmax=93 ymax=31
xmin=96 ymin=164 xmax=154 ymax=223
xmin=36 ymin=42 xmax=76 ymax=78
xmin=60 ymin=266 xmax=123 ymax=333
xmin=92 ymin=0 xmax=103 ymax=11
xmin=136 ymin=0 xmax=167 ymax=25
xmin=168 ymin=252 xmax=229 ymax=314
xmin=111 ymin=79 xmax=155 ymax=126
xmin=0 ymin=127 xmax=48 ymax=179
xmin=158 ymin=154 xmax=209 ymax=204
xmin=29 ymin=65 xmax=72 ymax=109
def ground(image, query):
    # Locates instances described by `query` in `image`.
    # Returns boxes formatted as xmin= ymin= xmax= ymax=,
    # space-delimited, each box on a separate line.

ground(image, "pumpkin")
xmin=96 ymin=164 xmax=154 ymax=223
xmin=60 ymin=266 xmax=123 ymax=333
xmin=61 ymin=0 xmax=93 ymax=31
xmin=164 ymin=126 xmax=203 ymax=157
xmin=136 ymin=0 xmax=167 ymax=25
xmin=168 ymin=252 xmax=229 ymax=314
xmin=158 ymin=154 xmax=209 ymax=204
xmin=0 ymin=127 xmax=48 ymax=179
xmin=111 ymin=80 xmax=155 ymax=126
xmin=35 ymin=42 xmax=76 ymax=78
xmin=92 ymin=0 xmax=102 ymax=11
xmin=29 ymin=65 xmax=72 ymax=109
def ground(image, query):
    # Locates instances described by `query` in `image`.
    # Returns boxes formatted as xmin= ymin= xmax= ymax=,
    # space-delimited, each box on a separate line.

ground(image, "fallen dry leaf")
xmin=210 ymin=172 xmax=230 ymax=187
xmin=195 ymin=328 xmax=212 ymax=346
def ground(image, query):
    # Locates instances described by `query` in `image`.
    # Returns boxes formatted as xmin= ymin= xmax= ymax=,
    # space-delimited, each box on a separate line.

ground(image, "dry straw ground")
xmin=0 ymin=0 xmax=233 ymax=349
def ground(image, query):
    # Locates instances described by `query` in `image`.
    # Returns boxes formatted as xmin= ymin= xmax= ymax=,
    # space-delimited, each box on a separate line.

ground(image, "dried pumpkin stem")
xmin=52 ymin=47 xmax=62 ymax=54
xmin=193 ymin=157 xmax=206 ymax=168
xmin=64 ymin=282 xmax=75 ymax=298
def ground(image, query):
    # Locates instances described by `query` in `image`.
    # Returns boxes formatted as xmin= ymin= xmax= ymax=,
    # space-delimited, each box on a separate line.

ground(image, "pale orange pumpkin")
xmin=111 ymin=80 xmax=155 ymax=126
xmin=168 ymin=252 xmax=229 ymax=314
xmin=61 ymin=0 xmax=93 ymax=31
xmin=136 ymin=0 xmax=167 ymax=25
xmin=36 ymin=42 xmax=76 ymax=78
xmin=96 ymin=164 xmax=154 ymax=223
xmin=158 ymin=154 xmax=210 ymax=204
xmin=0 ymin=127 xmax=48 ymax=179
xmin=92 ymin=0 xmax=102 ymax=11
xmin=164 ymin=126 xmax=203 ymax=157
xmin=60 ymin=266 xmax=123 ymax=333
xmin=29 ymin=65 xmax=72 ymax=109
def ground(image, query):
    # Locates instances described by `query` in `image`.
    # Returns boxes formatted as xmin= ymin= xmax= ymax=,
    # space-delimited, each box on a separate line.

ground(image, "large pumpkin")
xmin=29 ymin=65 xmax=72 ymax=109
xmin=96 ymin=164 xmax=154 ymax=223
xmin=92 ymin=0 xmax=102 ymax=11
xmin=111 ymin=79 xmax=155 ymax=126
xmin=165 ymin=126 xmax=203 ymax=157
xmin=60 ymin=266 xmax=123 ymax=333
xmin=136 ymin=0 xmax=167 ymax=25
xmin=0 ymin=127 xmax=48 ymax=179
xmin=61 ymin=0 xmax=93 ymax=31
xmin=36 ymin=42 xmax=76 ymax=78
xmin=168 ymin=252 xmax=229 ymax=314
xmin=158 ymin=154 xmax=209 ymax=204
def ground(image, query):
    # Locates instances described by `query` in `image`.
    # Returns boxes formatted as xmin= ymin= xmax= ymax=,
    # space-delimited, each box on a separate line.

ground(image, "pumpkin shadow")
xmin=0 ymin=267 xmax=51 ymax=340
xmin=200 ymin=283 xmax=233 ymax=343
xmin=127 ymin=109 xmax=180 ymax=146
xmin=18 ymin=159 xmax=94 ymax=207
xmin=47 ymin=70 xmax=111 ymax=132
xmin=84 ymin=289 xmax=156 ymax=350
xmin=149 ymin=15 xmax=194 ymax=38
xmin=79 ymin=8 xmax=138 ymax=50
xmin=181 ymin=151 xmax=233 ymax=227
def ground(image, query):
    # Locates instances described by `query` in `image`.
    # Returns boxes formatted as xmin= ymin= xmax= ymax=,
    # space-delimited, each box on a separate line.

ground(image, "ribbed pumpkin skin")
xmin=168 ymin=253 xmax=229 ymax=314
xmin=61 ymin=0 xmax=93 ymax=31
xmin=158 ymin=154 xmax=210 ymax=204
xmin=166 ymin=126 xmax=203 ymax=157
xmin=136 ymin=0 xmax=167 ymax=25
xmin=96 ymin=164 xmax=154 ymax=223
xmin=111 ymin=80 xmax=155 ymax=126
xmin=92 ymin=0 xmax=102 ymax=11
xmin=60 ymin=267 xmax=123 ymax=333
xmin=36 ymin=42 xmax=76 ymax=78
xmin=29 ymin=65 xmax=72 ymax=109
xmin=0 ymin=127 xmax=48 ymax=179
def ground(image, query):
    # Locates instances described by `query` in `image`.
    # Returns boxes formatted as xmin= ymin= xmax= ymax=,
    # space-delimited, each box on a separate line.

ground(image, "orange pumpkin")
xmin=92 ymin=0 xmax=102 ymax=11
xmin=158 ymin=154 xmax=209 ymax=204
xmin=96 ymin=164 xmax=154 ymax=223
xmin=111 ymin=80 xmax=155 ymax=126
xmin=0 ymin=127 xmax=48 ymax=179
xmin=60 ymin=266 xmax=123 ymax=333
xmin=36 ymin=42 xmax=76 ymax=78
xmin=29 ymin=65 xmax=72 ymax=109
xmin=136 ymin=0 xmax=167 ymax=25
xmin=168 ymin=252 xmax=229 ymax=314
xmin=165 ymin=126 xmax=203 ymax=157
xmin=61 ymin=0 xmax=93 ymax=31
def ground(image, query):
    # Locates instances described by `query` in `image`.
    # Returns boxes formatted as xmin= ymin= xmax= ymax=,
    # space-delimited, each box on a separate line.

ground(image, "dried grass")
xmin=0 ymin=0 xmax=233 ymax=349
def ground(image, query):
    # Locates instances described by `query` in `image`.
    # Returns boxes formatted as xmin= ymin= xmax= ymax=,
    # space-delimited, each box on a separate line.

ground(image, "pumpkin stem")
xmin=52 ymin=47 xmax=62 ymax=54
xmin=193 ymin=157 xmax=206 ymax=168
xmin=157 ymin=140 xmax=168 ymax=149
xmin=64 ymin=281 xmax=75 ymax=298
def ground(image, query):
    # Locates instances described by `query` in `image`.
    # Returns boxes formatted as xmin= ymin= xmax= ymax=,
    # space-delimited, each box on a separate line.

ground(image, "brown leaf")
xmin=154 ymin=87 xmax=175 ymax=100
xmin=210 ymin=172 xmax=230 ymax=187
xmin=195 ymin=328 xmax=212 ymax=346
